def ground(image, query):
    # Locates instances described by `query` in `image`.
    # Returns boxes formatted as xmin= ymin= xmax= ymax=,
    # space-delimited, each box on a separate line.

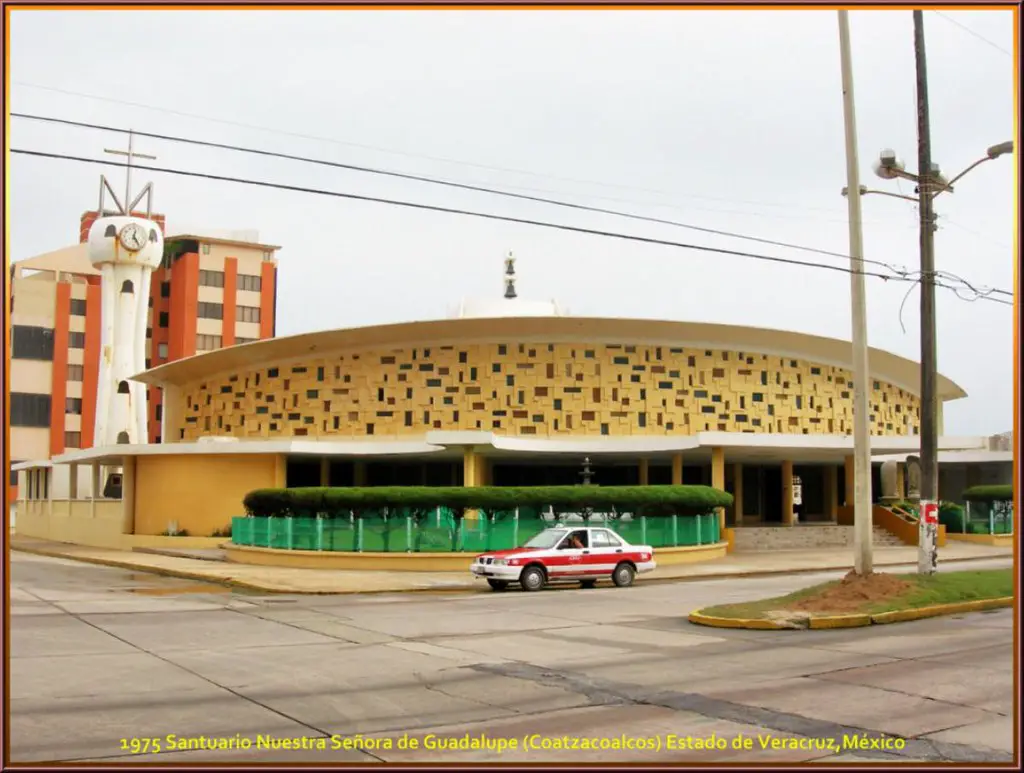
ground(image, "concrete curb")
xmin=11 ymin=542 xmax=1013 ymax=596
xmin=807 ymin=614 xmax=872 ymax=629
xmin=689 ymin=596 xmax=1013 ymax=631
xmin=688 ymin=612 xmax=788 ymax=630
xmin=10 ymin=546 xmax=475 ymax=596
xmin=869 ymin=596 xmax=1014 ymax=624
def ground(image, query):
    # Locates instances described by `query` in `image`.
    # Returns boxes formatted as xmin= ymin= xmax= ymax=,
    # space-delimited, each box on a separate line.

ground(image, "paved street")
xmin=8 ymin=552 xmax=1015 ymax=764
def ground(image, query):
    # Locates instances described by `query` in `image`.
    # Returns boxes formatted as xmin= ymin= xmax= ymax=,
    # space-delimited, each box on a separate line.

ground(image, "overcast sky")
xmin=9 ymin=9 xmax=1016 ymax=436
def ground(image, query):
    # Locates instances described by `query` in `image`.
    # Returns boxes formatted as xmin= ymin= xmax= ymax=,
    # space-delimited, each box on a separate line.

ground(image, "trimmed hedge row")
xmin=963 ymin=485 xmax=1014 ymax=503
xmin=242 ymin=485 xmax=734 ymax=519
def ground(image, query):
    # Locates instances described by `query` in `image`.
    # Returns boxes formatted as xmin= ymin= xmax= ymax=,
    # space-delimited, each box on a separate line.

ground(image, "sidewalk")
xmin=9 ymin=536 xmax=1013 ymax=595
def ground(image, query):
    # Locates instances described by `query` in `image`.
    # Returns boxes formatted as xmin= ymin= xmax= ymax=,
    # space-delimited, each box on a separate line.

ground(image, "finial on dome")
xmin=503 ymin=250 xmax=517 ymax=299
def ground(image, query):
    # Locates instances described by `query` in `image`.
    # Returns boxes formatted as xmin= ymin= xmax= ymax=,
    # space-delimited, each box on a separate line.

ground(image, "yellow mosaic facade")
xmin=174 ymin=342 xmax=921 ymax=441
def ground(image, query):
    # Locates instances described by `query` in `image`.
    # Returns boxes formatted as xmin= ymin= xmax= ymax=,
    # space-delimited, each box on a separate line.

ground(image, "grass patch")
xmin=699 ymin=568 xmax=1012 ymax=620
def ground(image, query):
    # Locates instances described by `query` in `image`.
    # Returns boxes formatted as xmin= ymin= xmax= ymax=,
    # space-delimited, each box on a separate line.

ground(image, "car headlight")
xmin=493 ymin=559 xmax=507 ymax=566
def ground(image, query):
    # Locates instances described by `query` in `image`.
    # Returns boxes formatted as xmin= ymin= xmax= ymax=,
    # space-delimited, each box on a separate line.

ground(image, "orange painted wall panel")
xmin=222 ymin=257 xmax=238 ymax=347
xmin=260 ymin=262 xmax=276 ymax=340
xmin=80 ymin=282 xmax=102 ymax=449
xmin=168 ymin=252 xmax=199 ymax=361
xmin=49 ymin=283 xmax=71 ymax=456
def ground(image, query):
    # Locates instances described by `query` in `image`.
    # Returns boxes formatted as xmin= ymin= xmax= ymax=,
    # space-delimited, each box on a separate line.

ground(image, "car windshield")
xmin=523 ymin=529 xmax=569 ymax=549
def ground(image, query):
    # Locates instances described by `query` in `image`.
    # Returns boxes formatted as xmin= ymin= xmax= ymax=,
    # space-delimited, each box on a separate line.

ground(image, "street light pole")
xmin=837 ymin=10 xmax=874 ymax=576
xmin=913 ymin=10 xmax=939 ymax=575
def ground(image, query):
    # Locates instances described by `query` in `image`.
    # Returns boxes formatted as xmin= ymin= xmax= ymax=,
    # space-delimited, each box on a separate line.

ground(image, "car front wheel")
xmin=612 ymin=562 xmax=636 ymax=588
xmin=520 ymin=566 xmax=546 ymax=592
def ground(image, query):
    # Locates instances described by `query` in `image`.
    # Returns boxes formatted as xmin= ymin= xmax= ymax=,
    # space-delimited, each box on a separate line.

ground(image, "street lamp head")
xmin=874 ymin=149 xmax=906 ymax=180
xmin=987 ymin=141 xmax=1014 ymax=159
xmin=928 ymin=163 xmax=949 ymax=187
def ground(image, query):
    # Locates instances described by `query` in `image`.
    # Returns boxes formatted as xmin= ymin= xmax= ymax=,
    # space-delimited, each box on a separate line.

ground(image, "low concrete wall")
xmin=223 ymin=542 xmax=727 ymax=572
xmin=15 ymin=500 xmax=125 ymax=549
xmin=14 ymin=501 xmax=225 ymax=551
xmin=730 ymin=525 xmax=902 ymax=551
xmin=945 ymin=532 xmax=1014 ymax=548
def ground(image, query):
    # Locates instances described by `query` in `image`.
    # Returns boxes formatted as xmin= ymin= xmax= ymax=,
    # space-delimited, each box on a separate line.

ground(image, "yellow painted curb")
xmin=688 ymin=612 xmax=788 ymax=630
xmin=808 ymin=614 xmax=872 ymax=629
xmin=10 ymin=546 xmax=480 ymax=596
xmin=870 ymin=597 xmax=1014 ymax=624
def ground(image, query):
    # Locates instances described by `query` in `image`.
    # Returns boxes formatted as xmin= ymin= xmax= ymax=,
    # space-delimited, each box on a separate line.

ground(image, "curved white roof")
xmin=133 ymin=315 xmax=968 ymax=402
xmin=451 ymin=297 xmax=567 ymax=319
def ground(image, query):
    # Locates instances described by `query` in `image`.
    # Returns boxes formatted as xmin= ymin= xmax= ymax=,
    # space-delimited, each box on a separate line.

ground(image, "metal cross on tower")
xmin=98 ymin=130 xmax=157 ymax=218
xmin=503 ymin=250 xmax=517 ymax=299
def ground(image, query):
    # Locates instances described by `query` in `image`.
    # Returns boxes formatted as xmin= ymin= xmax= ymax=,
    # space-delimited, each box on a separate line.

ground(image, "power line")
xmin=14 ymin=112 xmax=1007 ymax=301
xmin=11 ymin=146 xmax=1012 ymax=307
xmin=12 ymin=80 xmax=894 ymax=220
xmin=932 ymin=11 xmax=1012 ymax=57
xmin=14 ymin=111 xmax=889 ymax=270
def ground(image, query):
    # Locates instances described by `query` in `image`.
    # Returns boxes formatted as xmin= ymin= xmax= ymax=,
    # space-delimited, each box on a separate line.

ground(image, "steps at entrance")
xmin=732 ymin=524 xmax=905 ymax=552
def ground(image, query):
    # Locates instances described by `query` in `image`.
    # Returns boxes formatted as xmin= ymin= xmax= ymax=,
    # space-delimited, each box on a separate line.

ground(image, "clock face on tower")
xmin=118 ymin=223 xmax=147 ymax=252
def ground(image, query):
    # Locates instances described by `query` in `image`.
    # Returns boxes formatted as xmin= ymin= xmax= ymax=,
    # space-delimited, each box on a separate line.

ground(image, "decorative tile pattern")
xmin=174 ymin=343 xmax=921 ymax=440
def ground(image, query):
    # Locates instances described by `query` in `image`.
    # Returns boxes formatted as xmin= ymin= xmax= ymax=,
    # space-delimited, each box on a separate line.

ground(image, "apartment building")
xmin=8 ymin=210 xmax=280 ymax=499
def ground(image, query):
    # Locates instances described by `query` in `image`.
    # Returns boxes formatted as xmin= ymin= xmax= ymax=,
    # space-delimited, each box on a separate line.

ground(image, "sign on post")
xmin=920 ymin=502 xmax=938 ymax=525
xmin=792 ymin=476 xmax=803 ymax=507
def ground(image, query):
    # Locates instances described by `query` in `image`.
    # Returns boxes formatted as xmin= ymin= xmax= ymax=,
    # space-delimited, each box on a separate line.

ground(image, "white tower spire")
xmin=87 ymin=131 xmax=164 ymax=445
xmin=503 ymin=250 xmax=517 ymax=299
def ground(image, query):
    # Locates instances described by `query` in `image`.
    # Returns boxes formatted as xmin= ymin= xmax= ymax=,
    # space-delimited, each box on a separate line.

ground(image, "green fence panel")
xmin=231 ymin=517 xmax=253 ymax=545
xmin=231 ymin=511 xmax=721 ymax=552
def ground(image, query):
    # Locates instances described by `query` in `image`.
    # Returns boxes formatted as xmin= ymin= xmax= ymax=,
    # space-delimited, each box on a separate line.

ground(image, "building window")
xmin=262 ymin=250 xmax=273 ymax=262
xmin=160 ymin=281 xmax=171 ymax=298
xmin=10 ymin=393 xmax=51 ymax=428
xmin=236 ymin=305 xmax=261 ymax=323
xmin=235 ymin=337 xmax=257 ymax=345
xmin=158 ymin=311 xmax=169 ymax=327
xmin=199 ymin=270 xmax=225 ymax=288
xmin=237 ymin=274 xmax=261 ymax=292
xmin=201 ymin=243 xmax=211 ymax=254
xmin=157 ymin=343 xmax=169 ymax=358
xmin=65 ymin=397 xmax=83 ymax=415
xmin=197 ymin=302 xmax=223 ymax=320
xmin=196 ymin=334 xmax=223 ymax=351
xmin=67 ymin=331 xmax=86 ymax=349
xmin=69 ymin=298 xmax=87 ymax=316
xmin=64 ymin=431 xmax=82 ymax=449
xmin=67 ymin=364 xmax=84 ymax=381
xmin=12 ymin=325 xmax=55 ymax=360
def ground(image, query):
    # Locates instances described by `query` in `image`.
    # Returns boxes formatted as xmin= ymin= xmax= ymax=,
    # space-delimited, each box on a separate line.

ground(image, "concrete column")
xmin=463 ymin=447 xmax=482 ymax=521
xmin=671 ymin=453 xmax=683 ymax=485
xmin=90 ymin=462 xmax=101 ymax=518
xmin=639 ymin=458 xmax=649 ymax=486
xmin=273 ymin=454 xmax=287 ymax=488
xmin=824 ymin=464 xmax=839 ymax=521
xmin=68 ymin=462 xmax=79 ymax=500
xmin=46 ymin=467 xmax=54 ymax=518
xmin=732 ymin=463 xmax=744 ymax=524
xmin=782 ymin=460 xmax=795 ymax=525
xmin=463 ymin=447 xmax=480 ymax=487
xmin=711 ymin=447 xmax=726 ymax=532
xmin=353 ymin=461 xmax=367 ymax=487
xmin=843 ymin=455 xmax=855 ymax=506
xmin=161 ymin=385 xmax=182 ymax=442
xmin=121 ymin=456 xmax=136 ymax=535
xmin=319 ymin=458 xmax=330 ymax=486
